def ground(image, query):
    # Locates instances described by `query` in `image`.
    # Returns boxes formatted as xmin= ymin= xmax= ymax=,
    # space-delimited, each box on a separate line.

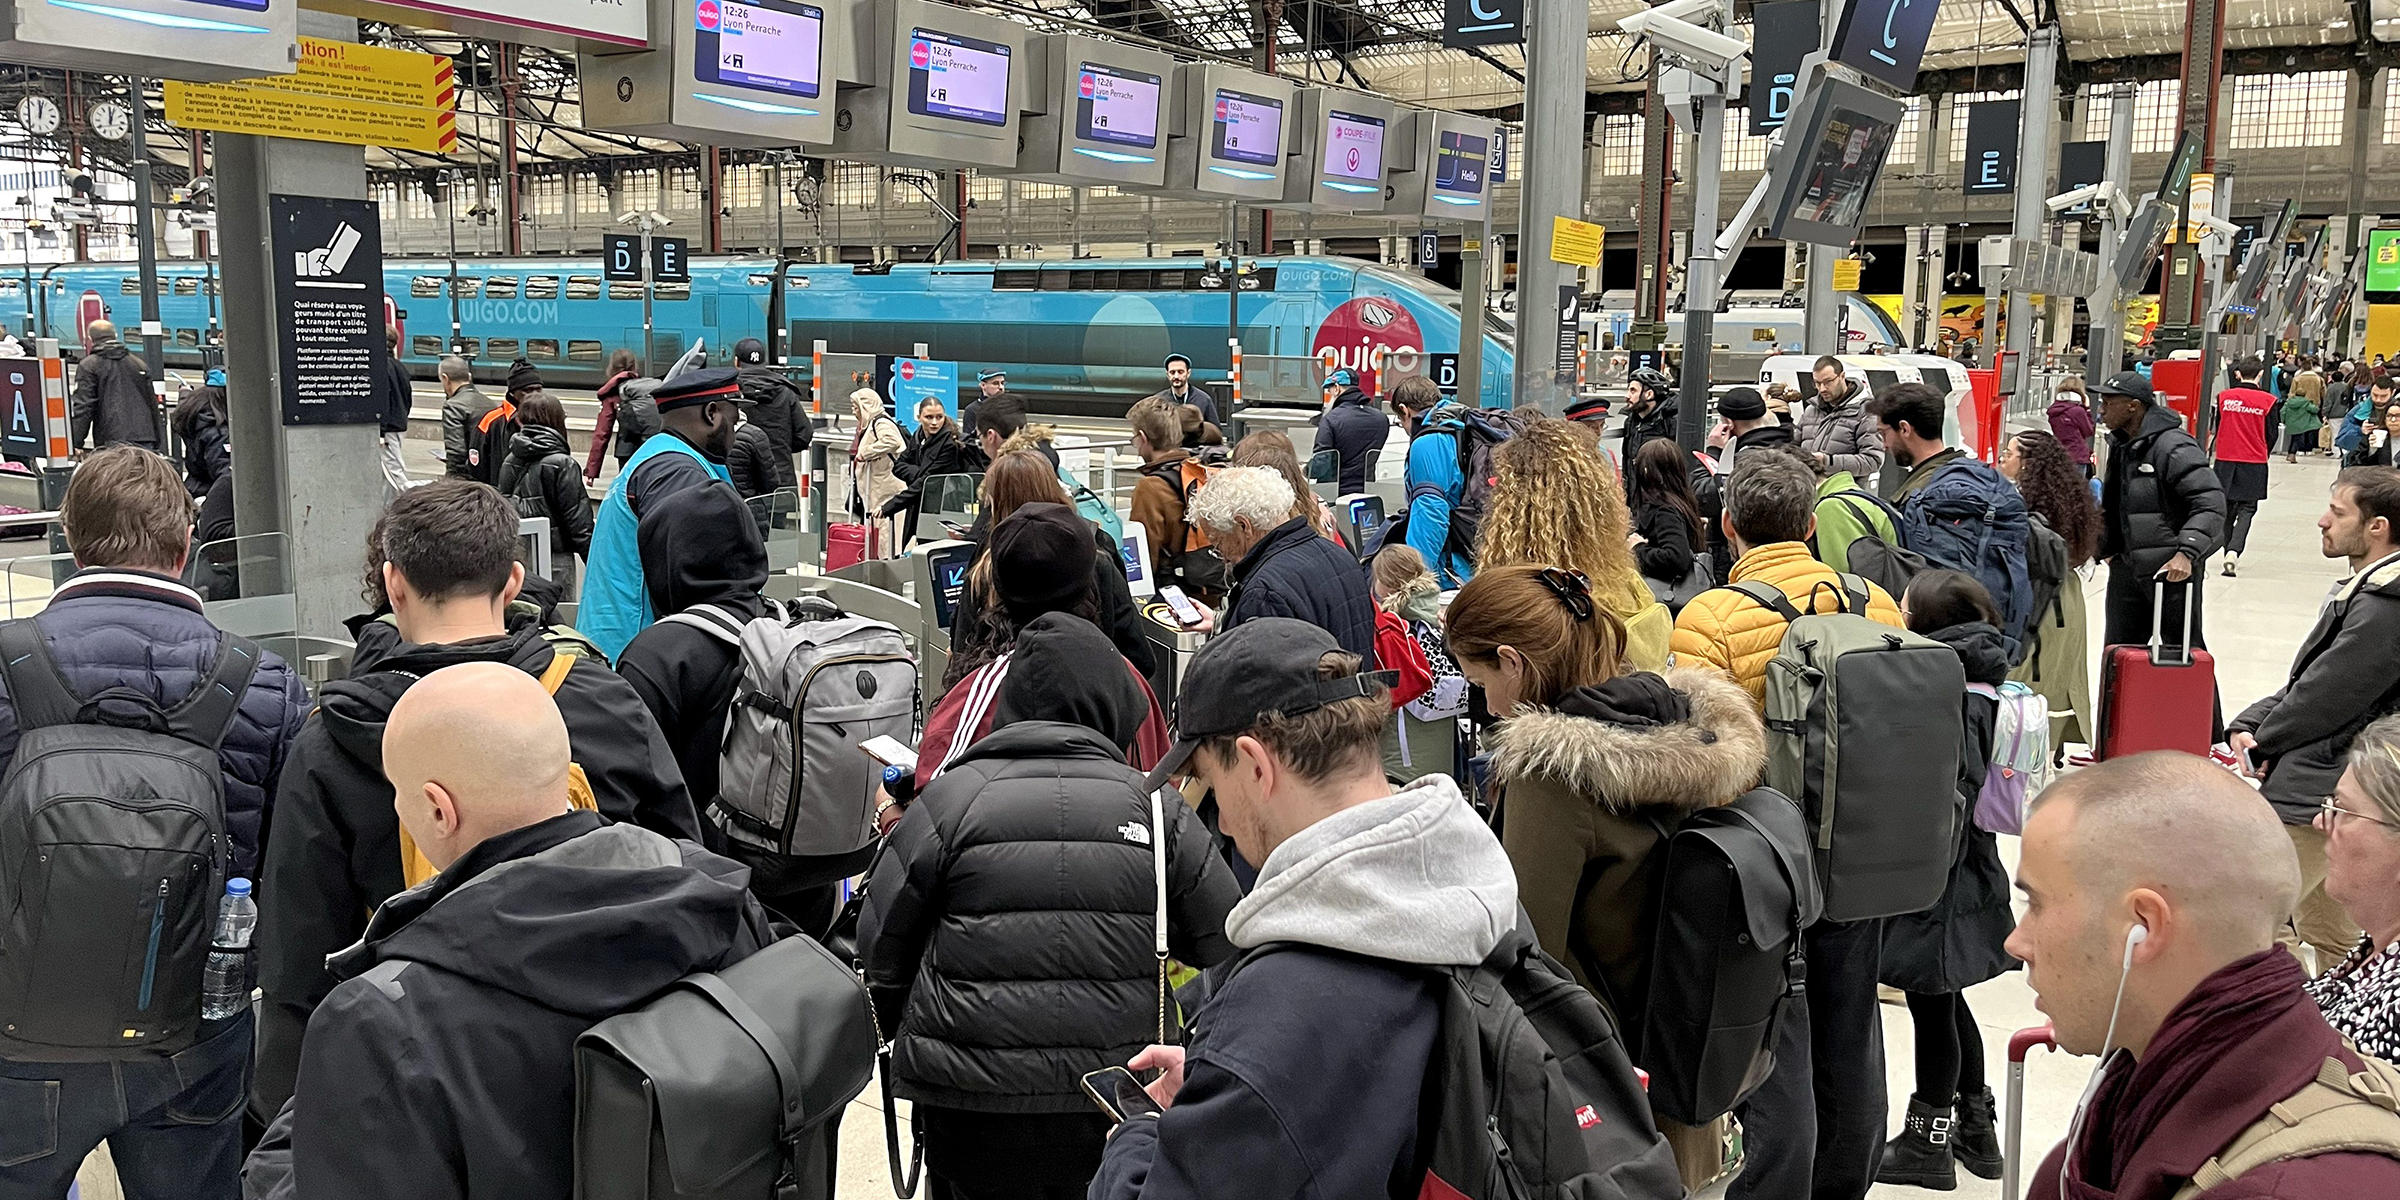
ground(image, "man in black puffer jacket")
xmin=860 ymin=612 xmax=1241 ymax=1199
xmin=733 ymin=337 xmax=812 ymax=491
xmin=1311 ymin=369 xmax=1389 ymax=494
xmin=2093 ymin=371 xmax=2229 ymax=652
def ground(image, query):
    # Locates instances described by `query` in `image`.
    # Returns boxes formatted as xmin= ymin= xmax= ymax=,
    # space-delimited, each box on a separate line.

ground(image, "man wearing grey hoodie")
xmin=1089 ymin=618 xmax=1519 ymax=1200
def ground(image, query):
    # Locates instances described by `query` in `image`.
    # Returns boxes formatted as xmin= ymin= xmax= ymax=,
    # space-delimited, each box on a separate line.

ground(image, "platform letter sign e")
xmin=1963 ymin=99 xmax=2021 ymax=196
xmin=653 ymin=237 xmax=691 ymax=285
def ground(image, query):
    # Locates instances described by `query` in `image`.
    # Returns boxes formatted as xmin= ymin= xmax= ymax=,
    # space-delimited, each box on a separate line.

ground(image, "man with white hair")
xmin=1190 ymin=465 xmax=1378 ymax=666
xmin=2014 ymin=752 xmax=2400 ymax=1199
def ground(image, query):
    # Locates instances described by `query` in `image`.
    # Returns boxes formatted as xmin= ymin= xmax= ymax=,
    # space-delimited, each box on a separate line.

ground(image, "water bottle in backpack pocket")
xmin=0 ymin=621 xmax=257 ymax=1056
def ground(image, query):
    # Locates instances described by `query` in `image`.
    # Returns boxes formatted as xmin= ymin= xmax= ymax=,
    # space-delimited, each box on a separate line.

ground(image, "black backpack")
xmin=1636 ymin=787 xmax=1821 ymax=1126
xmin=1819 ymin=489 xmax=1928 ymax=602
xmin=2024 ymin=513 xmax=2071 ymax=650
xmin=573 ymin=935 xmax=877 ymax=1200
xmin=0 ymin=620 xmax=258 ymax=1057
xmin=1230 ymin=919 xmax=1685 ymax=1200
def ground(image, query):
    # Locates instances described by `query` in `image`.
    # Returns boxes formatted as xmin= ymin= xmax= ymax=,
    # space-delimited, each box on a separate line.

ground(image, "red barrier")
xmin=1964 ymin=368 xmax=2003 ymax=462
xmin=2149 ymin=358 xmax=2203 ymax=435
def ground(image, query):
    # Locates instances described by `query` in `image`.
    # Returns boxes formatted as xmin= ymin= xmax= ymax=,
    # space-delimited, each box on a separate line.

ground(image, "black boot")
xmin=1952 ymin=1088 xmax=2004 ymax=1180
xmin=1874 ymin=1096 xmax=1958 ymax=1190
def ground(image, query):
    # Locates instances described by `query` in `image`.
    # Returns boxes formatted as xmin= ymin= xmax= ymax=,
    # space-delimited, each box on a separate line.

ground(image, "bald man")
xmin=2015 ymin=752 xmax=2400 ymax=1200
xmin=71 ymin=316 xmax=158 ymax=450
xmin=251 ymin=663 xmax=774 ymax=1200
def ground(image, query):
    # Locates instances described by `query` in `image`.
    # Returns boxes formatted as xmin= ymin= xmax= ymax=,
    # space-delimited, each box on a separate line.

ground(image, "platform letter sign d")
xmin=604 ymin=234 xmax=642 ymax=282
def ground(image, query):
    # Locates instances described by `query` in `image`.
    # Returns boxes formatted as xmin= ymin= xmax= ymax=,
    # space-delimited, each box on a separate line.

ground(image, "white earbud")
xmin=2124 ymin=923 xmax=2150 ymax=959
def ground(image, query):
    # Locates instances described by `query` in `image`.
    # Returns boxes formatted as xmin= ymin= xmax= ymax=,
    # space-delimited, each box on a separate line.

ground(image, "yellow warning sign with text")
xmin=1549 ymin=217 xmax=1605 ymax=268
xmin=165 ymin=37 xmax=457 ymax=154
xmin=1832 ymin=257 xmax=1864 ymax=292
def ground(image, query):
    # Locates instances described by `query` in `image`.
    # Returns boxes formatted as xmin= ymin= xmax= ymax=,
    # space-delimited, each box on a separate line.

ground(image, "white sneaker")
xmin=2222 ymin=553 xmax=2239 ymax=578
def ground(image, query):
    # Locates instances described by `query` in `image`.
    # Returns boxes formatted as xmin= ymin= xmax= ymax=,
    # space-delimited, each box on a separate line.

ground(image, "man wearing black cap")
xmin=1311 ymin=367 xmax=1388 ymax=494
xmin=2092 ymin=370 xmax=2226 ymax=655
xmin=580 ymin=367 xmax=743 ymax=660
xmin=1690 ymin=387 xmax=1795 ymax=583
xmin=732 ymin=337 xmax=812 ymax=492
xmin=1146 ymin=353 xmax=1216 ymax=425
xmin=1088 ymin=618 xmax=1520 ymax=1200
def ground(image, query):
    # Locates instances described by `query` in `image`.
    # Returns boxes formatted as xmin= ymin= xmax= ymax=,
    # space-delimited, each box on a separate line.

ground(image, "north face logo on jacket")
xmin=1117 ymin=820 xmax=1152 ymax=846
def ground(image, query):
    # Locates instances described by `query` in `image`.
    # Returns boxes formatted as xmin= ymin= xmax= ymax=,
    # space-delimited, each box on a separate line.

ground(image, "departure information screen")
xmin=1434 ymin=130 xmax=1489 ymax=197
xmin=907 ymin=28 xmax=1012 ymax=127
xmin=1212 ymin=88 xmax=1284 ymax=167
xmin=1321 ymin=110 xmax=1386 ymax=182
xmin=1788 ymin=103 xmax=1898 ymax=231
xmin=1076 ymin=64 xmax=1162 ymax=148
xmin=695 ymin=0 xmax=824 ymax=100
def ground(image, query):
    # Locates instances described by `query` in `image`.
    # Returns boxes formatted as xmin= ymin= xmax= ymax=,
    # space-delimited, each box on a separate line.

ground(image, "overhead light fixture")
xmin=47 ymin=0 xmax=268 ymax=33
xmin=691 ymin=92 xmax=817 ymax=117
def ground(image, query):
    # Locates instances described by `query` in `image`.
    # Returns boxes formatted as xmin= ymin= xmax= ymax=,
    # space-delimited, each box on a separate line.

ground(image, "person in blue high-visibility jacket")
xmin=582 ymin=368 xmax=741 ymax=660
xmin=1391 ymin=376 xmax=1470 ymax=588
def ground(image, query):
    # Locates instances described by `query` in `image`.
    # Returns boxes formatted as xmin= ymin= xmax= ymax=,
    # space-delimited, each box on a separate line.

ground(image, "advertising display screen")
xmin=907 ymin=28 xmax=1012 ymax=126
xmin=1434 ymin=129 xmax=1489 ymax=199
xmin=695 ymin=0 xmax=824 ymax=100
xmin=2366 ymin=229 xmax=2400 ymax=300
xmin=1211 ymin=88 xmax=1284 ymax=167
xmin=1321 ymin=110 xmax=1387 ymax=183
xmin=1075 ymin=63 xmax=1162 ymax=149
xmin=1787 ymin=101 xmax=1898 ymax=232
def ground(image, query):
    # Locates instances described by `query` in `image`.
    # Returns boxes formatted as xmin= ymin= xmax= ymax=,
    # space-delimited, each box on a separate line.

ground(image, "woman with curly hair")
xmin=2001 ymin=428 xmax=2099 ymax=752
xmin=1477 ymin=416 xmax=1672 ymax=671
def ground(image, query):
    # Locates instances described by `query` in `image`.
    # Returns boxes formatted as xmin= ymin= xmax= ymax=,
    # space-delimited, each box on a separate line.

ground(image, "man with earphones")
xmin=2012 ymin=752 xmax=2400 ymax=1199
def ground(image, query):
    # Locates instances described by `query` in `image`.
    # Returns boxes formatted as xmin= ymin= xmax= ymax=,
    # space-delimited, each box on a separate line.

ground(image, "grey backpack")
xmin=1731 ymin=575 xmax=1964 ymax=924
xmin=667 ymin=602 xmax=916 ymax=859
xmin=0 ymin=620 xmax=258 ymax=1057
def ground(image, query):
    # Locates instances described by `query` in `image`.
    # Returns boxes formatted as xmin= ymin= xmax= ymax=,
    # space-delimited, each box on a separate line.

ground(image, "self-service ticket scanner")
xmin=1335 ymin=493 xmax=1387 ymax=559
xmin=807 ymin=538 xmax=975 ymax=707
xmin=1125 ymin=524 xmax=1208 ymax=706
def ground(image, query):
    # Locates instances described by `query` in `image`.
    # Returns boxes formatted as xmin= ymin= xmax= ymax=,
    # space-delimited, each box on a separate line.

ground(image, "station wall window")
xmin=450 ymin=276 xmax=480 ymax=299
xmin=2228 ymin=72 xmax=2345 ymax=149
xmin=484 ymin=276 xmax=518 ymax=299
xmin=1948 ymin=90 xmax=2022 ymax=164
xmin=2081 ymin=80 xmax=2180 ymax=154
xmin=527 ymin=338 xmax=560 ymax=362
xmin=530 ymin=175 xmax=566 ymax=218
xmin=567 ymin=340 xmax=603 ymax=363
xmin=572 ymin=175 xmax=611 ymax=216
xmin=173 ymin=277 xmax=198 ymax=296
xmin=411 ymin=276 xmax=445 ymax=299
xmin=567 ymin=276 xmax=601 ymax=300
xmin=1598 ymin=113 xmax=1644 ymax=176
xmin=412 ymin=335 xmax=444 ymax=358
xmin=1888 ymin=98 xmax=1924 ymax=167
xmin=485 ymin=337 xmax=520 ymax=359
xmin=1722 ymin=112 xmax=1770 ymax=172
xmin=524 ymin=276 xmax=559 ymax=300
xmin=2385 ymin=74 xmax=2400 ymax=143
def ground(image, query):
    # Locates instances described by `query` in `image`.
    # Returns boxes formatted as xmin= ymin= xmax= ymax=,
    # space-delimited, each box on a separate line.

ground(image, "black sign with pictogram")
xmin=270 ymin=194 xmax=389 ymax=426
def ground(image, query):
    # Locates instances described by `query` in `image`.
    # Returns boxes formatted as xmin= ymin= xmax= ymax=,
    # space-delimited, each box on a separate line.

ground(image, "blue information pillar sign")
xmin=888 ymin=357 xmax=959 ymax=431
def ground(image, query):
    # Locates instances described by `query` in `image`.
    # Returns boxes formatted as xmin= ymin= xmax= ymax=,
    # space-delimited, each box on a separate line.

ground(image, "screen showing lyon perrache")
xmin=1075 ymin=64 xmax=1163 ymax=149
xmin=1211 ymin=89 xmax=1285 ymax=167
xmin=906 ymin=28 xmax=1013 ymax=127
xmin=1789 ymin=104 xmax=1899 ymax=231
xmin=695 ymin=0 xmax=825 ymax=100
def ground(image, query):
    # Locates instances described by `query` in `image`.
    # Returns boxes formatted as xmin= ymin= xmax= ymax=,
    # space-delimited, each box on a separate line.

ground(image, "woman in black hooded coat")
xmin=859 ymin=611 xmax=1241 ymax=1200
xmin=1877 ymin=569 xmax=2020 ymax=1191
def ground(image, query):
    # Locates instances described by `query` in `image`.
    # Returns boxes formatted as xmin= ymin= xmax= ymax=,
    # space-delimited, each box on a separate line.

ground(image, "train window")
xmin=175 ymin=328 xmax=199 ymax=347
xmin=1038 ymin=271 xmax=1070 ymax=292
xmin=450 ymin=277 xmax=480 ymax=299
xmin=486 ymin=338 xmax=520 ymax=359
xmin=121 ymin=278 xmax=140 ymax=295
xmin=993 ymin=269 xmax=1038 ymax=291
xmin=204 ymin=277 xmax=218 ymax=296
xmin=411 ymin=276 xmax=445 ymax=298
xmin=454 ymin=338 xmax=481 ymax=358
xmin=412 ymin=335 xmax=444 ymax=358
xmin=483 ymin=276 xmax=518 ymax=299
xmin=567 ymin=340 xmax=602 ymax=363
xmin=608 ymin=282 xmax=643 ymax=301
xmin=173 ymin=278 xmax=199 ymax=296
xmin=527 ymin=338 xmax=560 ymax=362
xmin=524 ymin=276 xmax=559 ymax=300
xmin=0 ymin=280 xmax=15 ymax=295
xmin=655 ymin=282 xmax=690 ymax=301
xmin=748 ymin=274 xmax=773 ymax=288
xmin=566 ymin=276 xmax=601 ymax=300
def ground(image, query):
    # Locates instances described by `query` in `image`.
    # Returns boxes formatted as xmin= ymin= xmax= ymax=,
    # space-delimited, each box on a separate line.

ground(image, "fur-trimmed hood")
xmin=1487 ymin=666 xmax=1766 ymax=814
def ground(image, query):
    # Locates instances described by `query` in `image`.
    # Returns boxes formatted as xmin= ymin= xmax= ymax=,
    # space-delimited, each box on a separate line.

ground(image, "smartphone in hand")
xmin=859 ymin=735 xmax=919 ymax=773
xmin=1080 ymin=1066 xmax=1163 ymax=1123
xmin=1157 ymin=585 xmax=1208 ymax=629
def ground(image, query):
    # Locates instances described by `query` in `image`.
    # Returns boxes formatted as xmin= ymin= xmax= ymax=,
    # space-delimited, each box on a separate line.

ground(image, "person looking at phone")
xmin=2228 ymin=467 xmax=2400 ymax=975
xmin=1087 ymin=618 xmax=1518 ymax=1200
xmin=858 ymin=612 xmax=1240 ymax=1200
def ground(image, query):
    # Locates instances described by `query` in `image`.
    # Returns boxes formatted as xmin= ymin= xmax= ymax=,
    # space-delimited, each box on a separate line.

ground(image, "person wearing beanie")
xmin=1690 ymin=386 xmax=1797 ymax=585
xmin=1144 ymin=353 xmax=1216 ymax=424
xmin=732 ymin=336 xmax=812 ymax=491
xmin=504 ymin=357 xmax=545 ymax=400
xmin=580 ymin=367 xmax=743 ymax=660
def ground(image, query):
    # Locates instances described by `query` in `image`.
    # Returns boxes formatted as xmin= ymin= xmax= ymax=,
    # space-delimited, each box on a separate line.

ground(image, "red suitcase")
xmin=824 ymin=522 xmax=872 ymax=572
xmin=2097 ymin=578 xmax=2216 ymax=760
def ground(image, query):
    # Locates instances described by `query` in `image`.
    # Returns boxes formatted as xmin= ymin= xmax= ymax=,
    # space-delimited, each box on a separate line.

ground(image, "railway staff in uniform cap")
xmin=580 ymin=367 xmax=741 ymax=660
xmin=1148 ymin=353 xmax=1217 ymax=425
xmin=963 ymin=368 xmax=1013 ymax=451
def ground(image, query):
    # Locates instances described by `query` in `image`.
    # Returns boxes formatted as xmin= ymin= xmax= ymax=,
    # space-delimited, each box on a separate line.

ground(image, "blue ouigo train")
xmin=8 ymin=254 xmax=1519 ymax=415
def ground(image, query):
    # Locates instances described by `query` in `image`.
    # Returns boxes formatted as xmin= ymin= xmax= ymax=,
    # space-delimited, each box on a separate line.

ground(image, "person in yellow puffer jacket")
xmin=1674 ymin=448 xmax=1903 ymax=703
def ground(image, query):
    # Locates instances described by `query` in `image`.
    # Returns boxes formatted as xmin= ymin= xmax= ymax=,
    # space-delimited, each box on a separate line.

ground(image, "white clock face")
xmin=88 ymin=101 xmax=130 ymax=142
xmin=16 ymin=96 xmax=60 ymax=137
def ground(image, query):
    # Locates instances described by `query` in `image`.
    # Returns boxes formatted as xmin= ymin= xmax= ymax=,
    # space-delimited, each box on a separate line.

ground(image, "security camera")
xmin=2045 ymin=182 xmax=2106 ymax=213
xmin=1617 ymin=0 xmax=1749 ymax=72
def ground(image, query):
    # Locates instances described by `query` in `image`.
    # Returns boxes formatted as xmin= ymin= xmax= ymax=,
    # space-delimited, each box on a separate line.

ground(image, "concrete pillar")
xmin=215 ymin=10 xmax=383 ymax=640
xmin=1511 ymin=0 xmax=1592 ymax=413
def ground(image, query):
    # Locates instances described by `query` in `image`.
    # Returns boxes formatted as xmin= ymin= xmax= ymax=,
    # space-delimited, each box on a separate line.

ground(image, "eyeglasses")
xmin=1535 ymin=567 xmax=1595 ymax=622
xmin=2319 ymin=796 xmax=2396 ymax=829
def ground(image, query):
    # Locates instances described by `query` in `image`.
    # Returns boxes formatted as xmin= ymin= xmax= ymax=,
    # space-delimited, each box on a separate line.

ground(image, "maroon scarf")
xmin=2034 ymin=949 xmax=2345 ymax=1200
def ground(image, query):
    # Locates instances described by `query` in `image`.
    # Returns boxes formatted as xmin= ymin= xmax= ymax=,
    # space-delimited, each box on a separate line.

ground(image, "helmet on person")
xmin=1630 ymin=366 xmax=1672 ymax=398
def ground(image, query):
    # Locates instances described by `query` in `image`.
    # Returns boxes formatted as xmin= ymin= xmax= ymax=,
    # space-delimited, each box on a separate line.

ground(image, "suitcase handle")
xmin=2002 ymin=1024 xmax=2058 ymax=1200
xmin=2146 ymin=577 xmax=2195 ymax=668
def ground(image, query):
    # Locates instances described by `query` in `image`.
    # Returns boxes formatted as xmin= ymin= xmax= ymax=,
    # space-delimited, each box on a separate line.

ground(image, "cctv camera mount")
xmin=1617 ymin=0 xmax=1748 ymax=75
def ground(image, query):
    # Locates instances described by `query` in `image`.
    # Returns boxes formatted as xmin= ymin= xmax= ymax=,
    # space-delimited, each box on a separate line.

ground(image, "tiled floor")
xmin=70 ymin=451 xmax=2354 ymax=1200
